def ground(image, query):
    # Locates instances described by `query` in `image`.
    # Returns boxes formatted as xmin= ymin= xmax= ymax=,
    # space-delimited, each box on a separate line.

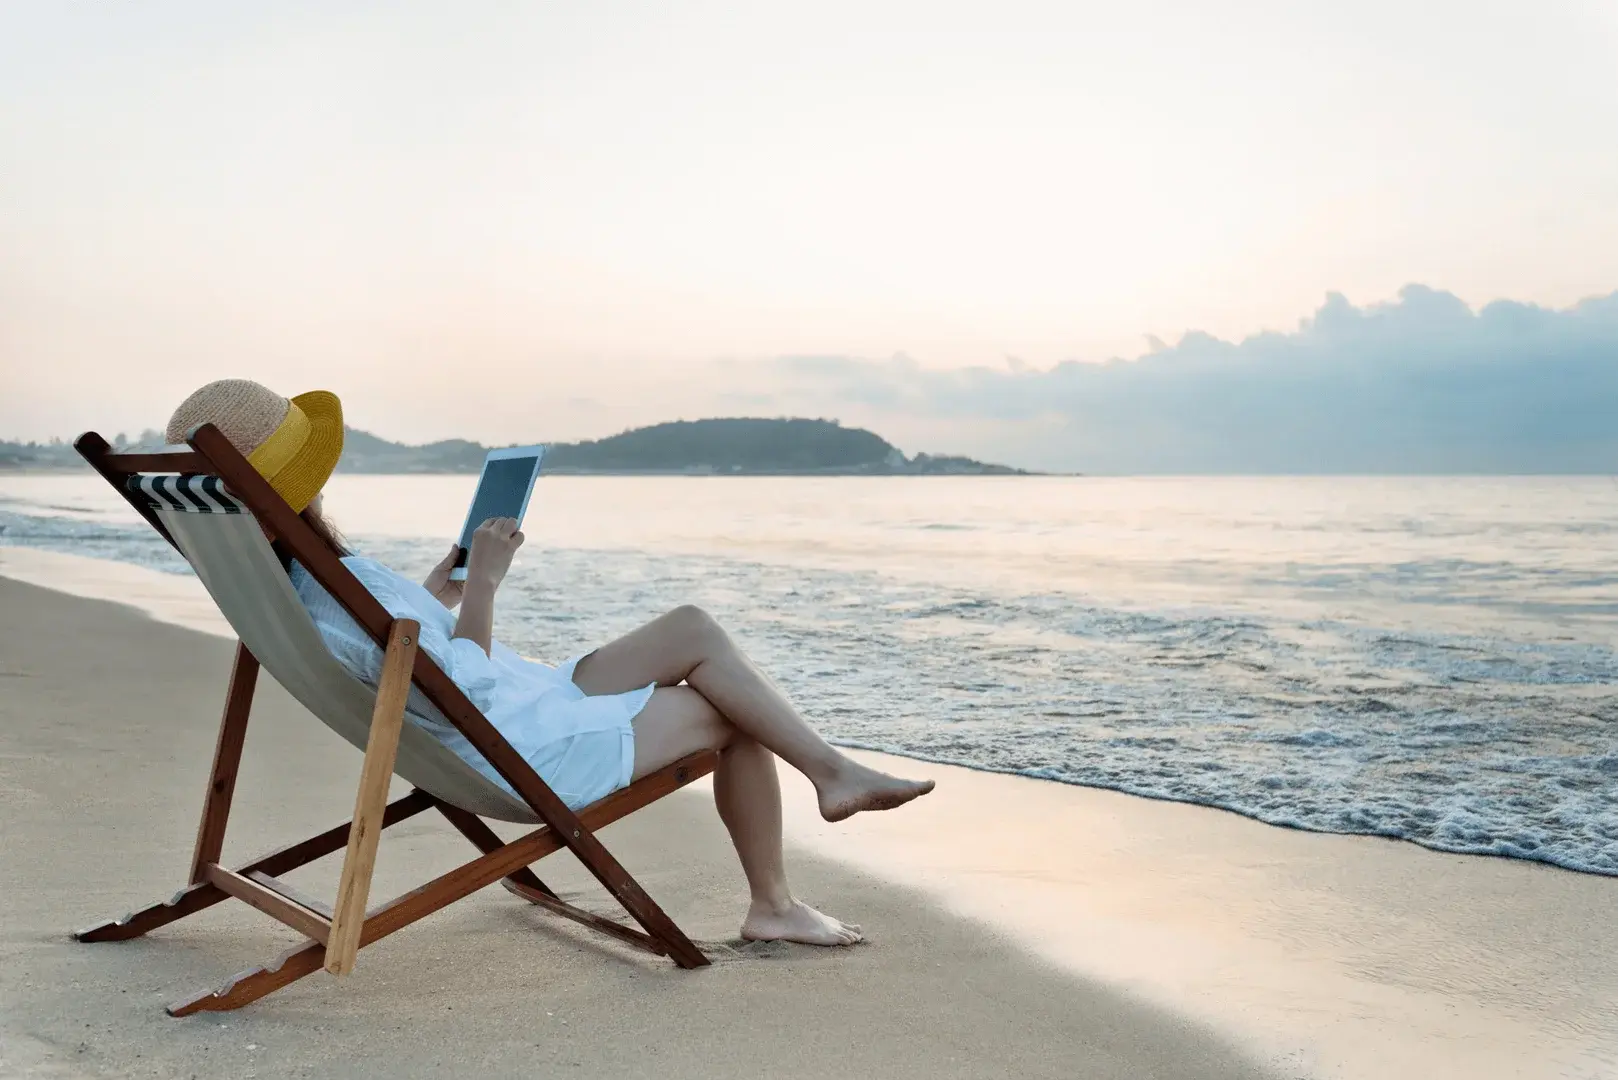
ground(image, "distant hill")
xmin=339 ymin=418 xmax=1027 ymax=476
xmin=337 ymin=428 xmax=488 ymax=473
xmin=544 ymin=417 xmax=895 ymax=473
xmin=0 ymin=440 xmax=72 ymax=469
xmin=1 ymin=419 xmax=1028 ymax=475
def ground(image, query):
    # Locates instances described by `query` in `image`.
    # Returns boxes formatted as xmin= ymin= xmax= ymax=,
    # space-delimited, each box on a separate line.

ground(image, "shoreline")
xmin=4 ymin=545 xmax=1616 ymax=1077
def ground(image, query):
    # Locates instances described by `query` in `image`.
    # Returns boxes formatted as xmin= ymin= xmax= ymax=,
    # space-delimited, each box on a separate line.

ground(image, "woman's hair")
xmin=271 ymin=504 xmax=353 ymax=571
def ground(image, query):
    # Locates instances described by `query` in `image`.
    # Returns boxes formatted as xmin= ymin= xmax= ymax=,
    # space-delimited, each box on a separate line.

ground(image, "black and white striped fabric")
xmin=126 ymin=474 xmax=248 ymax=515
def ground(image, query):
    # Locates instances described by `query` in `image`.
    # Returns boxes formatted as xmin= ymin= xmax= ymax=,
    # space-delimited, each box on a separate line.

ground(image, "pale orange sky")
xmin=3 ymin=1 xmax=1617 ymax=452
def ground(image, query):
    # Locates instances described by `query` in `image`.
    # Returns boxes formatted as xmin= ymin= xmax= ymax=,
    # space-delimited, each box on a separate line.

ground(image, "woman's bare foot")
xmin=741 ymin=899 xmax=864 ymax=946
xmin=817 ymin=761 xmax=935 ymax=823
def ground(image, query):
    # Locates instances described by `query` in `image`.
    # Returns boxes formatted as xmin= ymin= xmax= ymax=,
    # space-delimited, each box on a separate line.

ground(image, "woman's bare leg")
xmin=718 ymin=734 xmax=862 ymax=944
xmin=573 ymin=605 xmax=934 ymax=821
xmin=627 ymin=686 xmax=862 ymax=945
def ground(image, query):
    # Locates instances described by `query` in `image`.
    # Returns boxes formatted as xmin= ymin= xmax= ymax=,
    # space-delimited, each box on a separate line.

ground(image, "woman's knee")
xmin=666 ymin=604 xmax=729 ymax=649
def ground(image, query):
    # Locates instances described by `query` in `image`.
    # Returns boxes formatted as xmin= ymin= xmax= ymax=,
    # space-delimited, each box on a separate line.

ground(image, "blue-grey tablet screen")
xmin=454 ymin=456 xmax=538 ymax=566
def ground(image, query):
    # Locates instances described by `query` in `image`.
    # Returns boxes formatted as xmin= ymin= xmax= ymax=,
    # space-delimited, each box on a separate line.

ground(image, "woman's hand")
xmin=451 ymin=518 xmax=524 ymax=656
xmin=464 ymin=517 xmax=525 ymax=590
xmin=422 ymin=544 xmax=465 ymax=609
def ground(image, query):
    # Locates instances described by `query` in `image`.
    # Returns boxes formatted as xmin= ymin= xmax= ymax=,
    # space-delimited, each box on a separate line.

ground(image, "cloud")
xmin=733 ymin=286 xmax=1618 ymax=473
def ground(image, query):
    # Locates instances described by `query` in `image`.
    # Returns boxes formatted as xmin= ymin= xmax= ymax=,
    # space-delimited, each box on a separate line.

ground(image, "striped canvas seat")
xmin=127 ymin=473 xmax=539 ymax=823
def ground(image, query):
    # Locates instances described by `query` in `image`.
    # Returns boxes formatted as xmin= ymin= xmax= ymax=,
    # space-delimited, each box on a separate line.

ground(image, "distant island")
xmin=0 ymin=418 xmax=1029 ymax=476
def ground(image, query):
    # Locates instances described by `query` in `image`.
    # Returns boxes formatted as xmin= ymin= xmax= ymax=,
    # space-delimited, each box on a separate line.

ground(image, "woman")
xmin=166 ymin=379 xmax=934 ymax=947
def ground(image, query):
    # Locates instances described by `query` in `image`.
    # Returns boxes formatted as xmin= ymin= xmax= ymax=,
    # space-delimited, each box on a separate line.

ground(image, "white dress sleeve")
xmin=317 ymin=559 xmax=502 ymax=715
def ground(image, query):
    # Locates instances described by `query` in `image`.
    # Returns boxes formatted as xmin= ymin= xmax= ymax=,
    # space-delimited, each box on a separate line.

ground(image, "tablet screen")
xmin=454 ymin=453 xmax=542 ymax=570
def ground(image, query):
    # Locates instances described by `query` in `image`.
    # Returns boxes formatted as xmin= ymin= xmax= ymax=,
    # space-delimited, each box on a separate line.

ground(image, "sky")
xmin=3 ymin=1 xmax=1617 ymax=471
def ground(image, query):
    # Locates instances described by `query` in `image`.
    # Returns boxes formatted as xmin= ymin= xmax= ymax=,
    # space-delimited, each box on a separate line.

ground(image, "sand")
xmin=775 ymin=757 xmax=1618 ymax=1078
xmin=3 ymin=547 xmax=1617 ymax=1079
xmin=0 ymin=575 xmax=1267 ymax=1080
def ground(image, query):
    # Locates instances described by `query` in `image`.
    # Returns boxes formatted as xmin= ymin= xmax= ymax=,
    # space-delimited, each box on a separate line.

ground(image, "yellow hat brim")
xmin=269 ymin=390 xmax=344 ymax=513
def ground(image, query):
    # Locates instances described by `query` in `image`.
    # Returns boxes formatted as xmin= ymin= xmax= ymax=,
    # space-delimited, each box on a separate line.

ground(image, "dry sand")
xmin=4 ymin=547 xmax=1617 ymax=1079
xmin=0 ymin=576 xmax=1268 ymax=1080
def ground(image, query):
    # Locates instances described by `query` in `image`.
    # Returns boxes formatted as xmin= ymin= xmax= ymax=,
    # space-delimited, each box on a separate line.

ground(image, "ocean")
xmin=3 ymin=472 xmax=1615 ymax=876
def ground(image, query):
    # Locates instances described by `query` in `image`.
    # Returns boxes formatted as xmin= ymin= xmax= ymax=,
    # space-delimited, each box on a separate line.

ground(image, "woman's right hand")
xmin=464 ymin=517 xmax=525 ymax=590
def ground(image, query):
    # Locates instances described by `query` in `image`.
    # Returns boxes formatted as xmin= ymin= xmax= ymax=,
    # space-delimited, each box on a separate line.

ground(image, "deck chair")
xmin=70 ymin=425 xmax=716 ymax=1016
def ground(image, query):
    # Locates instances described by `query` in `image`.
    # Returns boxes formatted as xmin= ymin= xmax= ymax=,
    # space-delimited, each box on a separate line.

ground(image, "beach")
xmin=0 ymin=569 xmax=1265 ymax=1080
xmin=2 ymin=548 xmax=1616 ymax=1079
xmin=6 ymin=0 xmax=1617 ymax=1073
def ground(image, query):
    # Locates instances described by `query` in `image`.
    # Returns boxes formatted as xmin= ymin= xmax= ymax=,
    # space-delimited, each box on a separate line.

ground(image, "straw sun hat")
xmin=166 ymin=379 xmax=344 ymax=513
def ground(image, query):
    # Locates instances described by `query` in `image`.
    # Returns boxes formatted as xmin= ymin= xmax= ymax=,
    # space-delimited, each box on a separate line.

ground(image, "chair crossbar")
xmin=203 ymin=864 xmax=334 ymax=945
xmin=244 ymin=871 xmax=334 ymax=918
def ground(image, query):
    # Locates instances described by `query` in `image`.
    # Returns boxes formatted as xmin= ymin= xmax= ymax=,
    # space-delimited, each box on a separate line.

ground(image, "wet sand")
xmin=3 ymin=546 xmax=1616 ymax=1078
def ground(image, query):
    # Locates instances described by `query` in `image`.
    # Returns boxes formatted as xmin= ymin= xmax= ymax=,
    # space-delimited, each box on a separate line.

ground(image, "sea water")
xmin=3 ymin=473 xmax=1614 ymax=875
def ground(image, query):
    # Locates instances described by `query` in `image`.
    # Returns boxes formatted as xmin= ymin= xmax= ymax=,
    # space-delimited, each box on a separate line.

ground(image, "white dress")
xmin=289 ymin=556 xmax=654 ymax=810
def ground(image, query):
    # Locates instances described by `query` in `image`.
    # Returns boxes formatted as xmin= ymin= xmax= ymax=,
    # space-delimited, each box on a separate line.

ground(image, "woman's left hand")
xmin=422 ymin=544 xmax=465 ymax=609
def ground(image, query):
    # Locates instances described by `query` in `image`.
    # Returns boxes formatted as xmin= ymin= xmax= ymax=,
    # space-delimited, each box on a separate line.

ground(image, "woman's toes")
xmin=741 ymin=899 xmax=865 ymax=947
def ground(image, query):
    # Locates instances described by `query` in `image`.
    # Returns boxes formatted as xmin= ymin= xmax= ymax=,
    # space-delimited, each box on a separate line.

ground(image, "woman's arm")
xmin=314 ymin=557 xmax=501 ymax=712
xmin=451 ymin=517 xmax=525 ymax=656
xmin=452 ymin=577 xmax=496 ymax=654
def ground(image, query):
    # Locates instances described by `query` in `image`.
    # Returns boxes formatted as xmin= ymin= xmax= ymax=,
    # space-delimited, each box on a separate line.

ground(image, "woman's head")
xmin=165 ymin=378 xmax=344 ymax=513
xmin=167 ymin=379 xmax=351 ymax=563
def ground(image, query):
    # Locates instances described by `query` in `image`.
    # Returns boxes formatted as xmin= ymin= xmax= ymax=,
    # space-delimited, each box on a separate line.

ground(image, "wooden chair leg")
xmin=324 ymin=619 xmax=417 ymax=977
xmin=74 ymin=792 xmax=434 ymax=943
xmin=189 ymin=643 xmax=259 ymax=883
xmin=433 ymin=799 xmax=664 ymax=951
xmin=166 ymin=751 xmax=718 ymax=1016
xmin=432 ymin=799 xmax=557 ymax=899
xmin=499 ymin=879 xmax=668 ymax=955
xmin=434 ymin=798 xmax=669 ymax=953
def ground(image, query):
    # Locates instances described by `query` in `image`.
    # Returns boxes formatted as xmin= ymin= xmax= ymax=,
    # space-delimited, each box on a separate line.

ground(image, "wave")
xmin=5 ymin=501 xmax=1614 ymax=877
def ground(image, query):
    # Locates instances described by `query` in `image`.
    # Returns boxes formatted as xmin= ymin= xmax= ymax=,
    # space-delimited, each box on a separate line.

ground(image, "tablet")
xmin=447 ymin=445 xmax=546 ymax=581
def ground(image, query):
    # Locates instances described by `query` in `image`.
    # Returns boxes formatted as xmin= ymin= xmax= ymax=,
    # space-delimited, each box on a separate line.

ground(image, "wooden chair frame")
xmin=70 ymin=425 xmax=716 ymax=1016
